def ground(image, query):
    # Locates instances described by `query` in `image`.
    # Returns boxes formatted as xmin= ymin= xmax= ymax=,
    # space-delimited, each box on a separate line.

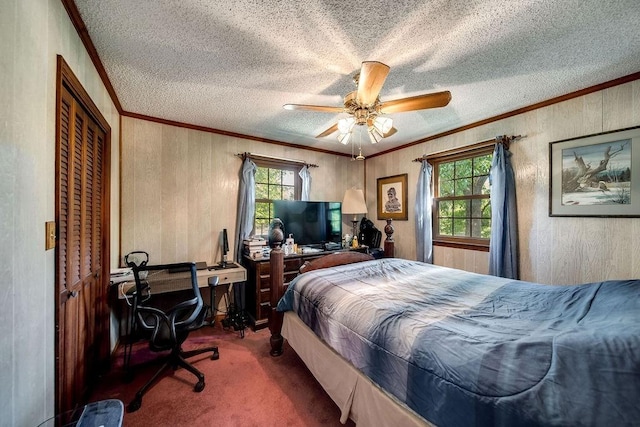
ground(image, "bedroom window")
xmin=253 ymin=159 xmax=301 ymax=236
xmin=431 ymin=146 xmax=494 ymax=250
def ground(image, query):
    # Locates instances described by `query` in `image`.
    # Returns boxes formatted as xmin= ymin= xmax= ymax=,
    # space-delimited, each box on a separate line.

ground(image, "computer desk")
xmin=116 ymin=262 xmax=246 ymax=298
xmin=115 ymin=262 xmax=247 ymax=372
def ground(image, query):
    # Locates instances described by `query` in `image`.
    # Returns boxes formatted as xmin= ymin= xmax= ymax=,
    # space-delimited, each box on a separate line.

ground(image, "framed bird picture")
xmin=549 ymin=125 xmax=640 ymax=217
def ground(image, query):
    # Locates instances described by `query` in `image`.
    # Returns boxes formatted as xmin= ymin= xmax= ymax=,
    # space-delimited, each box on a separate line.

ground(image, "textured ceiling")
xmin=74 ymin=0 xmax=640 ymax=157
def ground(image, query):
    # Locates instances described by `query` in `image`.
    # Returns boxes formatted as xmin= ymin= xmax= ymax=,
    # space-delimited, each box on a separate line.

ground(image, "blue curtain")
xmin=488 ymin=143 xmax=519 ymax=279
xmin=234 ymin=157 xmax=257 ymax=263
xmin=299 ymin=165 xmax=311 ymax=201
xmin=415 ymin=160 xmax=433 ymax=263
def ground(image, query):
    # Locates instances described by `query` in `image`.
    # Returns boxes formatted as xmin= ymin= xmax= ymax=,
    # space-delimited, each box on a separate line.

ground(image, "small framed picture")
xmin=377 ymin=174 xmax=408 ymax=220
xmin=549 ymin=125 xmax=640 ymax=217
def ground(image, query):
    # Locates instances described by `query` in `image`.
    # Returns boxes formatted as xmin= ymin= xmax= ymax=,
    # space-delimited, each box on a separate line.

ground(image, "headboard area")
xmin=299 ymin=252 xmax=374 ymax=274
xmin=268 ymin=248 xmax=376 ymax=356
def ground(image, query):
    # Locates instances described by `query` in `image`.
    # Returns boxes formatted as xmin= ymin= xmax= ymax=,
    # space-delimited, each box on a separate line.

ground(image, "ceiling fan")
xmin=283 ymin=61 xmax=452 ymax=147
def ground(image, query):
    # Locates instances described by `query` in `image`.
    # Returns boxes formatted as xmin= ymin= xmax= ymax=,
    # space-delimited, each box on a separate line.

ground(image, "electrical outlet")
xmin=45 ymin=221 xmax=56 ymax=250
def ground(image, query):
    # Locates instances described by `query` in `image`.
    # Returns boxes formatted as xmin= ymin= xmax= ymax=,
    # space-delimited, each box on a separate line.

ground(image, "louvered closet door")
xmin=57 ymin=86 xmax=107 ymax=414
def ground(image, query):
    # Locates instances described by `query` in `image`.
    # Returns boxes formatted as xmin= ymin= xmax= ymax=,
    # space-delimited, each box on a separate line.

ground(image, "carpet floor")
xmin=89 ymin=322 xmax=355 ymax=426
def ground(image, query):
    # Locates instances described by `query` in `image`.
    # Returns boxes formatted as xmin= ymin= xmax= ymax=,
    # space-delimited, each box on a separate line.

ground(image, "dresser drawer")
xmin=259 ymin=287 xmax=271 ymax=303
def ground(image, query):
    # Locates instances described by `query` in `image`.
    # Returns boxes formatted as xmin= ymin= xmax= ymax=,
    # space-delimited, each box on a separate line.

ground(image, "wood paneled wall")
xmin=366 ymin=79 xmax=640 ymax=284
xmin=121 ymin=79 xmax=639 ymax=285
xmin=120 ymin=117 xmax=363 ymax=265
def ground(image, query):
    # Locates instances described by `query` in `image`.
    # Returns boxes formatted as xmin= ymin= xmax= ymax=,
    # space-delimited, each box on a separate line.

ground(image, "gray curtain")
xmin=488 ymin=143 xmax=519 ymax=279
xmin=299 ymin=165 xmax=311 ymax=201
xmin=415 ymin=160 xmax=434 ymax=263
xmin=234 ymin=157 xmax=257 ymax=263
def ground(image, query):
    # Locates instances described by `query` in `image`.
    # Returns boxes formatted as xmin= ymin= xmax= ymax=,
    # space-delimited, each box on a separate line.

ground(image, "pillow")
xmin=299 ymin=252 xmax=374 ymax=274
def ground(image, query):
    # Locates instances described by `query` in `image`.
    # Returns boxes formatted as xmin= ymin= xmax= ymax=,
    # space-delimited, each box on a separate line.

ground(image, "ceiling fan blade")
xmin=283 ymin=104 xmax=344 ymax=113
xmin=380 ymin=91 xmax=451 ymax=114
xmin=316 ymin=123 xmax=339 ymax=138
xmin=356 ymin=61 xmax=390 ymax=107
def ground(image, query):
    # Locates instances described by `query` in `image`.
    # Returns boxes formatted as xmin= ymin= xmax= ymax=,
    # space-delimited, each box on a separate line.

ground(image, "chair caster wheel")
xmin=211 ymin=349 xmax=219 ymax=360
xmin=127 ymin=397 xmax=142 ymax=413
xmin=194 ymin=380 xmax=205 ymax=392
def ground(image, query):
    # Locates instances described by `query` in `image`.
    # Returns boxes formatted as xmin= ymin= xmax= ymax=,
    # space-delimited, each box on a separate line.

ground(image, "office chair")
xmin=125 ymin=253 xmax=219 ymax=413
xmin=358 ymin=217 xmax=384 ymax=259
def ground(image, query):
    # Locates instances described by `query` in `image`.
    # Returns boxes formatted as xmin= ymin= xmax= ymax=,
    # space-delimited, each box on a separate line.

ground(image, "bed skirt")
xmin=282 ymin=311 xmax=433 ymax=427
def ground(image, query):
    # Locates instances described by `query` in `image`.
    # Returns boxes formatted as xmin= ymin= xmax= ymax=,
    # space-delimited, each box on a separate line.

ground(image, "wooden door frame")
xmin=55 ymin=55 xmax=111 ymax=414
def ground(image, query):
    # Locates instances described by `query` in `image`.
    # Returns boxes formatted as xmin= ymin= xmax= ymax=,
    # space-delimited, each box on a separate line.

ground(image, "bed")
xmin=267 ymin=249 xmax=640 ymax=427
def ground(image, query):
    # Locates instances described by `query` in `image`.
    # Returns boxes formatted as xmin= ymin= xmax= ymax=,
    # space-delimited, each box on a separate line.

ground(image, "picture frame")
xmin=377 ymin=174 xmax=408 ymax=220
xmin=549 ymin=125 xmax=640 ymax=217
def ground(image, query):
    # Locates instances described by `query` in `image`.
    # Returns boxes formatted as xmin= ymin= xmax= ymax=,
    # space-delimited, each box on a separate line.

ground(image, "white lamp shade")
xmin=338 ymin=117 xmax=355 ymax=134
xmin=373 ymin=116 xmax=393 ymax=135
xmin=338 ymin=132 xmax=352 ymax=145
xmin=368 ymin=128 xmax=382 ymax=144
xmin=342 ymin=189 xmax=367 ymax=215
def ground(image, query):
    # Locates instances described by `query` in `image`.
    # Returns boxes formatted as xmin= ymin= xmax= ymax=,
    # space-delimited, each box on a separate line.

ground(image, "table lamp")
xmin=342 ymin=188 xmax=368 ymax=240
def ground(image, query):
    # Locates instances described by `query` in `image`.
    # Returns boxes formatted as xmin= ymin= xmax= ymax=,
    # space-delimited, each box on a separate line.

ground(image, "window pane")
xmin=255 ymin=167 xmax=268 ymax=183
xmin=439 ymin=162 xmax=454 ymax=180
xmin=470 ymin=198 xmax=486 ymax=219
xmin=481 ymin=218 xmax=491 ymax=238
xmin=255 ymin=219 xmax=270 ymax=236
xmin=453 ymin=200 xmax=469 ymax=218
xmin=440 ymin=180 xmax=455 ymax=197
xmin=453 ymin=219 xmax=468 ymax=236
xmin=471 ymin=218 xmax=484 ymax=238
xmin=439 ymin=200 xmax=453 ymax=217
xmin=282 ymin=186 xmax=295 ymax=200
xmin=282 ymin=170 xmax=295 ymax=186
xmin=472 ymin=176 xmax=489 ymax=195
xmin=439 ymin=218 xmax=452 ymax=236
xmin=482 ymin=176 xmax=492 ymax=195
xmin=481 ymin=199 xmax=491 ymax=218
xmin=268 ymin=184 xmax=282 ymax=200
xmin=255 ymin=183 xmax=268 ymax=199
xmin=252 ymin=161 xmax=302 ymax=237
xmin=455 ymin=159 xmax=472 ymax=178
xmin=433 ymin=148 xmax=493 ymax=244
xmin=255 ymin=202 xmax=270 ymax=219
xmin=269 ymin=169 xmax=281 ymax=185
xmin=454 ymin=178 xmax=471 ymax=196
xmin=474 ymin=154 xmax=492 ymax=176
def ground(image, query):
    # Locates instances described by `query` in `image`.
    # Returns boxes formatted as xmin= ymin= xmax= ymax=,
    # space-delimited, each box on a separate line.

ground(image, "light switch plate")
xmin=45 ymin=221 xmax=56 ymax=250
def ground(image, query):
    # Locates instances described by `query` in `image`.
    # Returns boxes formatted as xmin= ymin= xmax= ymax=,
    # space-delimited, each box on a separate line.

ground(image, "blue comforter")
xmin=277 ymin=258 xmax=640 ymax=426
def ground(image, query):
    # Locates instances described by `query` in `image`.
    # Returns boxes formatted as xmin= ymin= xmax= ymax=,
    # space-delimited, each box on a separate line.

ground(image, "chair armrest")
xmin=167 ymin=298 xmax=202 ymax=329
xmin=136 ymin=306 xmax=178 ymax=344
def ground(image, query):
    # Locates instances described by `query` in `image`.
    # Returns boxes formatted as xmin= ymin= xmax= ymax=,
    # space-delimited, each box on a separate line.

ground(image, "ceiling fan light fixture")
xmin=338 ymin=117 xmax=355 ymax=134
xmin=368 ymin=128 xmax=381 ymax=144
xmin=338 ymin=132 xmax=352 ymax=145
xmin=373 ymin=116 xmax=393 ymax=135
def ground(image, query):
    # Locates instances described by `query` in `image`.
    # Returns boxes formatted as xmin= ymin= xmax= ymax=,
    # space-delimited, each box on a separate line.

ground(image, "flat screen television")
xmin=273 ymin=200 xmax=342 ymax=248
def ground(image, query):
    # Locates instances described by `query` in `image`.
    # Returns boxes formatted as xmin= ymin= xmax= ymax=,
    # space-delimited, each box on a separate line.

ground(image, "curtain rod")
xmin=236 ymin=152 xmax=318 ymax=168
xmin=412 ymin=134 xmax=522 ymax=162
